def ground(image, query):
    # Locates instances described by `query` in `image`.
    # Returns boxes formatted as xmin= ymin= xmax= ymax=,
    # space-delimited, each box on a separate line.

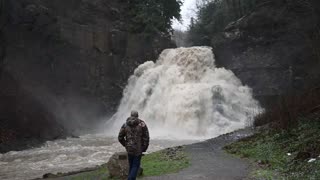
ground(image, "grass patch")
xmin=141 ymin=146 xmax=190 ymax=177
xmin=52 ymin=147 xmax=190 ymax=180
xmin=224 ymin=116 xmax=320 ymax=180
xmin=250 ymin=169 xmax=277 ymax=180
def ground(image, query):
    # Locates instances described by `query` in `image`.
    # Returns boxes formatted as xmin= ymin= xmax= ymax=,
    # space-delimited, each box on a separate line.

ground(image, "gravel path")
xmin=144 ymin=128 xmax=254 ymax=180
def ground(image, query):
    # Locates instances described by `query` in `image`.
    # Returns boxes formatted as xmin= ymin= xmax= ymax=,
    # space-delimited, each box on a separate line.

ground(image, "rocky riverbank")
xmin=40 ymin=128 xmax=254 ymax=180
xmin=37 ymin=146 xmax=189 ymax=180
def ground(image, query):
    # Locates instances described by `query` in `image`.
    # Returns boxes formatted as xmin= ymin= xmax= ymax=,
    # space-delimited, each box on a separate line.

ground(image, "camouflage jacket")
xmin=118 ymin=117 xmax=150 ymax=156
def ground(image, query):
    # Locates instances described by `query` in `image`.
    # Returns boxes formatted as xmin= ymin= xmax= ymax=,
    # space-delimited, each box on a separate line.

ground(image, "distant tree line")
xmin=124 ymin=0 xmax=182 ymax=36
xmin=188 ymin=0 xmax=258 ymax=46
xmin=188 ymin=0 xmax=320 ymax=48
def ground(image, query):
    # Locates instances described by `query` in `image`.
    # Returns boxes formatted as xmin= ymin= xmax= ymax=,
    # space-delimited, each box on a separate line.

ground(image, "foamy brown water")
xmin=106 ymin=47 xmax=262 ymax=139
xmin=0 ymin=134 xmax=196 ymax=180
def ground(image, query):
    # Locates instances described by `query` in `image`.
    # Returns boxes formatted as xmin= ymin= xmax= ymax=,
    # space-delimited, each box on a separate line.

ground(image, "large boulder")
xmin=107 ymin=152 xmax=143 ymax=179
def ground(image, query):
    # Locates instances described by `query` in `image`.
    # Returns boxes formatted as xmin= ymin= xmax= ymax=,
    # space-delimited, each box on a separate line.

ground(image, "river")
xmin=0 ymin=134 xmax=196 ymax=180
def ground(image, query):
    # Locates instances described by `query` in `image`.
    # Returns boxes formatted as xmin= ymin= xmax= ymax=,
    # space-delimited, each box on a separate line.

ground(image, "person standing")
xmin=118 ymin=110 xmax=150 ymax=180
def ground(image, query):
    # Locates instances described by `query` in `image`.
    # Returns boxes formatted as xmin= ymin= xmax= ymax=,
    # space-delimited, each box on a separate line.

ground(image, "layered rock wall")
xmin=0 ymin=0 xmax=174 ymax=152
xmin=214 ymin=2 xmax=320 ymax=106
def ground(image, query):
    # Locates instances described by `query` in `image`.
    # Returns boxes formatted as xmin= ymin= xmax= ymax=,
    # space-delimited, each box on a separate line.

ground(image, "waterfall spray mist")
xmin=107 ymin=47 xmax=262 ymax=139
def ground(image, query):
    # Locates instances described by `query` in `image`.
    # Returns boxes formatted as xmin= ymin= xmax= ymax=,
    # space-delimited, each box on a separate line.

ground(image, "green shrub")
xmin=225 ymin=117 xmax=320 ymax=179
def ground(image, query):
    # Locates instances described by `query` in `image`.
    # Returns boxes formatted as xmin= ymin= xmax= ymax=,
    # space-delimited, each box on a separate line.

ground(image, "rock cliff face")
xmin=214 ymin=1 xmax=320 ymax=106
xmin=0 ymin=0 xmax=174 ymax=152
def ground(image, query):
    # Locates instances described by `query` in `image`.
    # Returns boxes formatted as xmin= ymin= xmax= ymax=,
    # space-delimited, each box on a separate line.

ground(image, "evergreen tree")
xmin=126 ymin=0 xmax=182 ymax=36
xmin=188 ymin=0 xmax=258 ymax=46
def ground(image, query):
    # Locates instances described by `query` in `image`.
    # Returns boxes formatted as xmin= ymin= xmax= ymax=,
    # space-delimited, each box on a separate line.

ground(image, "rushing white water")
xmin=0 ymin=134 xmax=193 ymax=180
xmin=107 ymin=47 xmax=262 ymax=139
xmin=0 ymin=46 xmax=261 ymax=180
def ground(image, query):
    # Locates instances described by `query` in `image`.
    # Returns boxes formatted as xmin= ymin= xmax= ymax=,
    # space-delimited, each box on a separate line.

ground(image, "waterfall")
xmin=107 ymin=47 xmax=262 ymax=139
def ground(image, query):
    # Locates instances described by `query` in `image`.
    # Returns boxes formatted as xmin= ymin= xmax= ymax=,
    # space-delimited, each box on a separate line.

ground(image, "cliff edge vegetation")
xmin=225 ymin=88 xmax=320 ymax=179
xmin=185 ymin=0 xmax=320 ymax=107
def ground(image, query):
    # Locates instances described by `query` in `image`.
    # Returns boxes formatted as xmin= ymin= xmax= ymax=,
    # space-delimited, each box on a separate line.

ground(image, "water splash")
xmin=107 ymin=47 xmax=262 ymax=139
xmin=0 ymin=135 xmax=188 ymax=180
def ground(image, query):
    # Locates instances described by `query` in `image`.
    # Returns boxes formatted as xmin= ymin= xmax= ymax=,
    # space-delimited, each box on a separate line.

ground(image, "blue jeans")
xmin=127 ymin=154 xmax=142 ymax=180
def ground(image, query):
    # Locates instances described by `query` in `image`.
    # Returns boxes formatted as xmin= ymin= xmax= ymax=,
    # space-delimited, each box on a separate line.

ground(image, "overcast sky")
xmin=172 ymin=0 xmax=197 ymax=31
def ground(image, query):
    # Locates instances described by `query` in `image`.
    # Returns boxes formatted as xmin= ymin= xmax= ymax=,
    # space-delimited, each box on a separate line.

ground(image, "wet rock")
xmin=110 ymin=29 xmax=127 ymax=55
xmin=106 ymin=152 xmax=143 ymax=179
xmin=42 ymin=173 xmax=58 ymax=178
